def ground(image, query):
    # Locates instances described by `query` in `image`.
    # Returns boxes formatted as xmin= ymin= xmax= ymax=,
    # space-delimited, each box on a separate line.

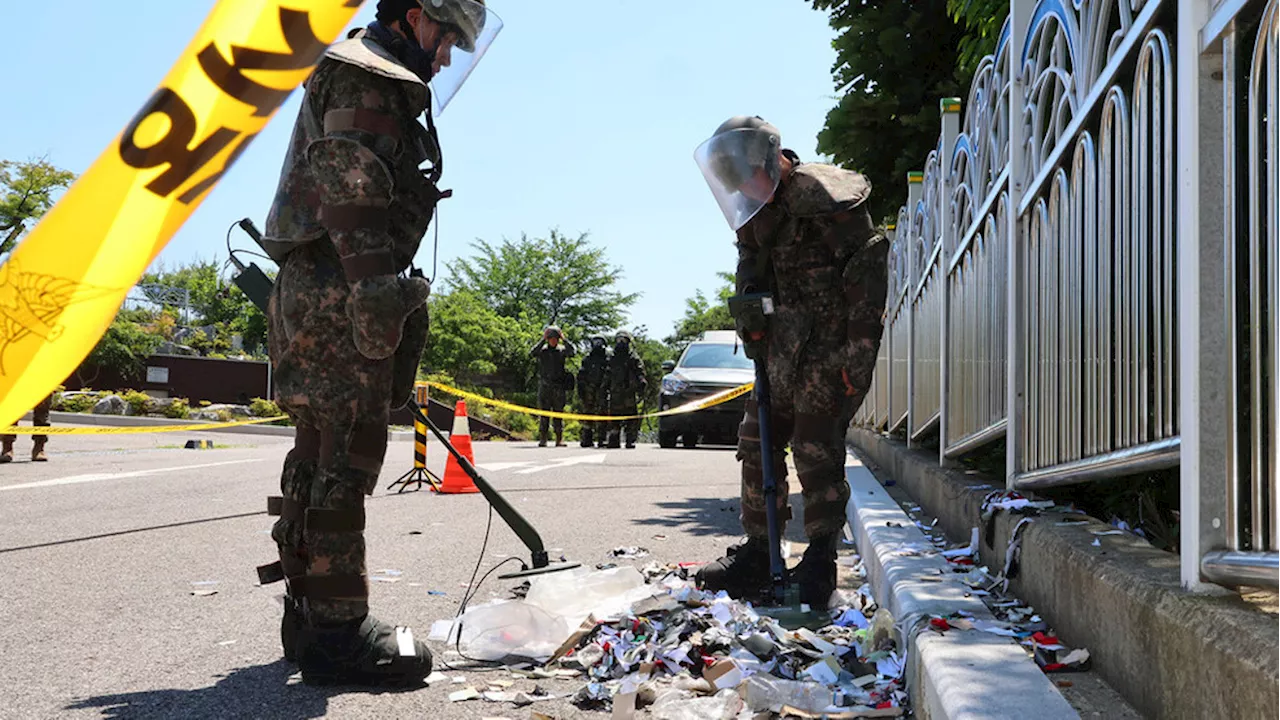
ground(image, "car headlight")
xmin=661 ymin=374 xmax=689 ymax=395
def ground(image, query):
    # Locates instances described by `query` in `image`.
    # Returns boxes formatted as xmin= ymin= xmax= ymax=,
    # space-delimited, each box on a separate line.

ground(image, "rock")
xmin=201 ymin=404 xmax=252 ymax=418
xmin=92 ymin=395 xmax=127 ymax=415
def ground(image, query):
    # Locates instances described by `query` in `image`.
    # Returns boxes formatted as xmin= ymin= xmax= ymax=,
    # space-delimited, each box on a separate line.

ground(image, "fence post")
xmin=938 ymin=98 xmax=962 ymax=466
xmin=1178 ymin=0 xmax=1227 ymax=591
xmin=906 ymin=172 xmax=925 ymax=448
xmin=1006 ymin=0 xmax=1035 ymax=489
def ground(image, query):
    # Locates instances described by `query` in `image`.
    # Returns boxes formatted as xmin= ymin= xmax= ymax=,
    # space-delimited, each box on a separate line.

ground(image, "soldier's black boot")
xmin=794 ymin=534 xmax=840 ymax=609
xmin=606 ymin=430 xmax=622 ymax=449
xmin=297 ymin=614 xmax=433 ymax=687
xmin=580 ymin=428 xmax=594 ymax=448
xmin=695 ymin=536 xmax=771 ymax=600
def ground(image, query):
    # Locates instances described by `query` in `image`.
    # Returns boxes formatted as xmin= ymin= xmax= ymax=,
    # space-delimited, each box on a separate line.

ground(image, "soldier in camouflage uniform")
xmin=0 ymin=392 xmax=52 ymax=463
xmin=601 ymin=330 xmax=647 ymax=449
xmin=529 ymin=325 xmax=575 ymax=447
xmin=692 ymin=116 xmax=888 ymax=609
xmin=576 ymin=334 xmax=610 ymax=448
xmin=253 ymin=0 xmax=502 ymax=687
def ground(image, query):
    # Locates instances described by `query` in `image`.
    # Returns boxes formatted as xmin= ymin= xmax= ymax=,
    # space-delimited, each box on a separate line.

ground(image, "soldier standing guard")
xmin=252 ymin=0 xmax=503 ymax=687
xmin=602 ymin=330 xmax=646 ymax=449
xmin=692 ymin=116 xmax=889 ymax=610
xmin=0 ymin=392 xmax=52 ymax=463
xmin=576 ymin=334 xmax=610 ymax=448
xmin=530 ymin=325 xmax=575 ymax=447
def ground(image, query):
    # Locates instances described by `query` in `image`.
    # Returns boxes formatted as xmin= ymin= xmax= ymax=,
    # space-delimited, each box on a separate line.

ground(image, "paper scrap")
xmin=449 ymin=687 xmax=480 ymax=702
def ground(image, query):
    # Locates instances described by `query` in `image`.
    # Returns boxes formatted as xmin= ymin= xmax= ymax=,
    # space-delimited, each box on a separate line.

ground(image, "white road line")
xmin=0 ymin=459 xmax=263 ymax=492
xmin=513 ymin=453 xmax=607 ymax=475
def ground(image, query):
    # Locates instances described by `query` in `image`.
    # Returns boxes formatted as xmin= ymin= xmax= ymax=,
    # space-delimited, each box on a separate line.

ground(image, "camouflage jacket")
xmin=577 ymin=347 xmax=609 ymax=390
xmin=530 ymin=339 xmax=576 ymax=385
xmin=735 ymin=161 xmax=889 ymax=381
xmin=262 ymin=30 xmax=445 ymax=277
xmin=603 ymin=348 xmax=646 ymax=397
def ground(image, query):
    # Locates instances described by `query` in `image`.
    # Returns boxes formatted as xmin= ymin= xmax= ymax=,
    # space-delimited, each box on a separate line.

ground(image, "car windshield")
xmin=679 ymin=343 xmax=753 ymax=370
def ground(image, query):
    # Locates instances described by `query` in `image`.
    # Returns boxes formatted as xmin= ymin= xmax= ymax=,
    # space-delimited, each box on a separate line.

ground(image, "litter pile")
xmin=430 ymin=561 xmax=909 ymax=718
xmin=904 ymin=492 xmax=1093 ymax=675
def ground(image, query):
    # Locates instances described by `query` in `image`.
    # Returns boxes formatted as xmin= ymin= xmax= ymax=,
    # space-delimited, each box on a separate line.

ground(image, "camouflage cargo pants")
xmin=263 ymin=241 xmax=395 ymax=625
xmin=537 ymin=383 xmax=567 ymax=439
xmin=737 ymin=353 xmax=861 ymax=540
xmin=578 ymin=386 xmax=605 ymax=440
xmin=606 ymin=393 xmax=640 ymax=444
xmin=1 ymin=393 xmax=52 ymax=444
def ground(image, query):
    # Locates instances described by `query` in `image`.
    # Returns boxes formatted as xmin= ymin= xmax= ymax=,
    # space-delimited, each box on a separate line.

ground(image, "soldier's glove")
xmin=727 ymin=293 xmax=774 ymax=362
xmin=391 ymin=303 xmax=430 ymax=410
xmin=347 ymin=275 xmax=431 ymax=360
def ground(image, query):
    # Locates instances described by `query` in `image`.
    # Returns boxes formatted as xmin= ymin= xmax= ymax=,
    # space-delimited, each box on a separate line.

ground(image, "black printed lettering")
xmin=178 ymin=131 xmax=259 ymax=204
xmin=197 ymin=8 xmax=325 ymax=117
xmin=119 ymin=87 xmax=239 ymax=198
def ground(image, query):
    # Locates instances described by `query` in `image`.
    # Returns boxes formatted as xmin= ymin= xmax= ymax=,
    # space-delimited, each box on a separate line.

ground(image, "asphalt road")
xmin=0 ymin=427 xmax=815 ymax=720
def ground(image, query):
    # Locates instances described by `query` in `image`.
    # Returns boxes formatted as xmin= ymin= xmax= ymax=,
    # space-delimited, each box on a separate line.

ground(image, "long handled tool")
xmin=409 ymin=400 xmax=581 ymax=580
xmin=755 ymin=360 xmax=789 ymax=606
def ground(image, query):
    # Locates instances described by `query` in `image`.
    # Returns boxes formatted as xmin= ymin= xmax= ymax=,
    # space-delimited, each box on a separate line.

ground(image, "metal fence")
xmin=852 ymin=0 xmax=1278 ymax=590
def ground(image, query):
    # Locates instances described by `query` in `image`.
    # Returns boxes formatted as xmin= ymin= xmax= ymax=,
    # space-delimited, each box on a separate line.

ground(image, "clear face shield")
xmin=425 ymin=0 xmax=503 ymax=115
xmin=693 ymin=128 xmax=783 ymax=231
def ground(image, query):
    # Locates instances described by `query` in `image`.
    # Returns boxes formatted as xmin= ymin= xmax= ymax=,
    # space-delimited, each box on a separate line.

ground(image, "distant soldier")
xmin=530 ymin=325 xmax=576 ymax=447
xmin=692 ymin=116 xmax=889 ymax=610
xmin=0 ymin=392 xmax=52 ymax=463
xmin=576 ymin=334 xmax=610 ymax=448
xmin=601 ymin=330 xmax=646 ymax=449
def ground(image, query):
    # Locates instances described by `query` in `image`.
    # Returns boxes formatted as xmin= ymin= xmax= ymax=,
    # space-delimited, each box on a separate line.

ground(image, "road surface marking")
xmin=513 ymin=453 xmax=607 ymax=475
xmin=0 ymin=459 xmax=263 ymax=492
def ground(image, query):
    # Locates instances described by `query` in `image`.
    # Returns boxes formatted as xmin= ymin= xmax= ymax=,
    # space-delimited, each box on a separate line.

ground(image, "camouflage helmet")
xmin=421 ymin=0 xmax=487 ymax=53
xmin=589 ymin=333 xmax=606 ymax=345
xmin=614 ymin=330 xmax=633 ymax=343
xmin=543 ymin=325 xmax=563 ymax=340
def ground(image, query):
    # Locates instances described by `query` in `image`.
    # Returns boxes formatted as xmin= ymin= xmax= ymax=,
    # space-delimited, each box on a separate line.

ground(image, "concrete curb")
xmin=844 ymin=455 xmax=1078 ymax=720
xmin=849 ymin=427 xmax=1280 ymax=720
xmin=24 ymin=411 xmax=416 ymax=441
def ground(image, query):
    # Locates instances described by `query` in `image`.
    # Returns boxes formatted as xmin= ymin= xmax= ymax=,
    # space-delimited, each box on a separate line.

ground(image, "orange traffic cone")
xmin=436 ymin=400 xmax=480 ymax=494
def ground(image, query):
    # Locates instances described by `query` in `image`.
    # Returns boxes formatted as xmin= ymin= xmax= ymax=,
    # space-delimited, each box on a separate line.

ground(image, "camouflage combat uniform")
xmin=734 ymin=161 xmax=888 ymax=542
xmin=254 ymin=26 xmax=443 ymax=675
xmin=530 ymin=331 xmax=575 ymax=446
xmin=0 ymin=392 xmax=51 ymax=462
xmin=602 ymin=334 xmax=647 ymax=448
xmin=576 ymin=340 xmax=610 ymax=447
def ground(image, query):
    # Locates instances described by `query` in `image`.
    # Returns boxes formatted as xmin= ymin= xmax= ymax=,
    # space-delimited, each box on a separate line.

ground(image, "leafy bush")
xmin=120 ymin=390 xmax=153 ymax=416
xmin=250 ymin=397 xmax=281 ymax=417
xmin=214 ymin=409 xmax=233 ymax=422
xmin=57 ymin=393 xmax=98 ymax=414
xmin=164 ymin=398 xmax=190 ymax=419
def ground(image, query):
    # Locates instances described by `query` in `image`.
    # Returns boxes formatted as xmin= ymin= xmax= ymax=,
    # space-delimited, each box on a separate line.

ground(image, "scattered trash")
xmin=408 ymin=530 xmax=423 ymax=535
xmin=428 ymin=590 xmax=448 ymax=596
xmin=1090 ymin=529 xmax=1126 ymax=536
xmin=217 ymin=640 xmax=236 ymax=646
xmin=449 ymin=686 xmax=481 ymax=702
xmin=652 ymin=534 xmax=668 ymax=541
xmin=1091 ymin=539 xmax=1102 ymax=547
xmin=611 ymin=547 xmax=650 ymax=559
xmin=428 ymin=559 xmax=908 ymax=717
xmin=191 ymin=589 xmax=218 ymax=597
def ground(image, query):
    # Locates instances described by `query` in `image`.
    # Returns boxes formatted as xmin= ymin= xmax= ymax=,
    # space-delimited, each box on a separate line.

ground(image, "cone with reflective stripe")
xmin=436 ymin=400 xmax=480 ymax=494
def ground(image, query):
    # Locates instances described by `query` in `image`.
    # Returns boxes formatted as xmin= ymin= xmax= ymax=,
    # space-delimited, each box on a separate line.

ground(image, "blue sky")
xmin=0 ymin=1 xmax=838 ymax=338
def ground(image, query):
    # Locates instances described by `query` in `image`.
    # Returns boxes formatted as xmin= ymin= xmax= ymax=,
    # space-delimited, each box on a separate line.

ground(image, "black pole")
xmin=754 ymin=361 xmax=787 ymax=604
xmin=410 ymin=401 xmax=551 ymax=569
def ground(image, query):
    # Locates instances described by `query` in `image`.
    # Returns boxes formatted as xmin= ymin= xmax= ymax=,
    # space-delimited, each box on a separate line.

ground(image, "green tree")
xmin=808 ymin=0 xmax=969 ymax=224
xmin=141 ymin=260 xmax=269 ymax=354
xmin=445 ymin=229 xmax=639 ymax=334
xmin=82 ymin=313 xmax=164 ymax=385
xmin=948 ymin=0 xmax=1007 ymax=78
xmin=665 ymin=272 xmax=736 ymax=350
xmin=0 ymin=157 xmax=76 ymax=255
xmin=424 ymin=289 xmax=528 ymax=381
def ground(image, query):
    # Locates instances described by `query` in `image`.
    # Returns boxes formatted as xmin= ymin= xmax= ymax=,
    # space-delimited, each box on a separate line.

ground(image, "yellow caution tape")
xmin=424 ymin=381 xmax=755 ymax=422
xmin=0 ymin=0 xmax=366 ymax=428
xmin=0 ymin=415 xmax=289 ymax=435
